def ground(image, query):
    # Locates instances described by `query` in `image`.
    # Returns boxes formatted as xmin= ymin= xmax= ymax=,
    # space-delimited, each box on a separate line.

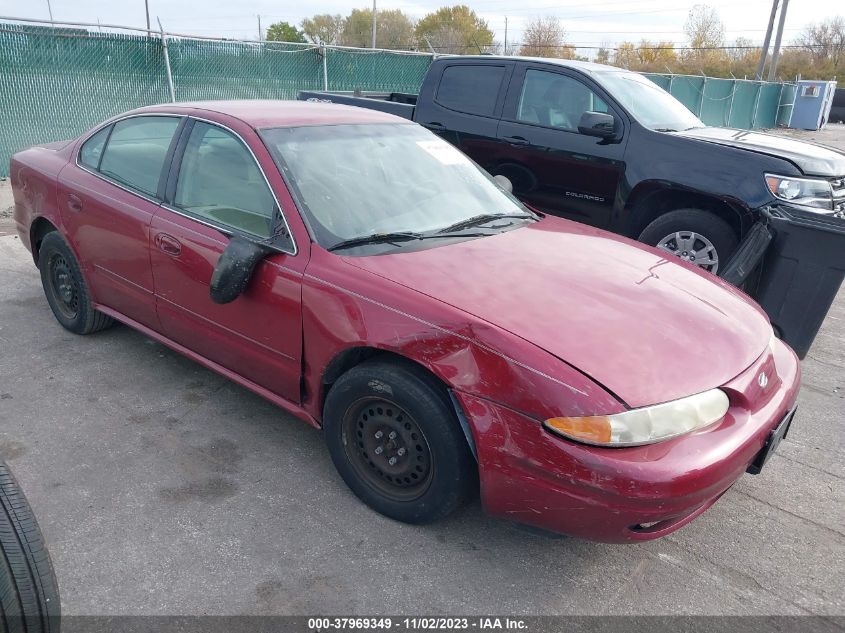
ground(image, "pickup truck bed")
xmin=298 ymin=91 xmax=416 ymax=119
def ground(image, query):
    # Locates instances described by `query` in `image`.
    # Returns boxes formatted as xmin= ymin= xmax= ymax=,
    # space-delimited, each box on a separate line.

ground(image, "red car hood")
xmin=344 ymin=218 xmax=771 ymax=408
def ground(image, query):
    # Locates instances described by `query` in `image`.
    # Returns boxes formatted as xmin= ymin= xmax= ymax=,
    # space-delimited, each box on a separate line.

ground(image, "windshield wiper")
xmin=654 ymin=127 xmax=679 ymax=132
xmin=328 ymin=231 xmax=425 ymax=251
xmin=436 ymin=212 xmax=535 ymax=234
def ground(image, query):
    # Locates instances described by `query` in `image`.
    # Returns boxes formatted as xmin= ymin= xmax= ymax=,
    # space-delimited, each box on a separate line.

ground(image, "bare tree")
xmin=797 ymin=16 xmax=845 ymax=65
xmin=518 ymin=16 xmax=576 ymax=59
xmin=684 ymin=4 xmax=725 ymax=49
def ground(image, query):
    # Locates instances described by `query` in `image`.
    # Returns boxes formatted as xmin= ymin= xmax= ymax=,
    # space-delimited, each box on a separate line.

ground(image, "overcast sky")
xmin=1 ymin=0 xmax=841 ymax=52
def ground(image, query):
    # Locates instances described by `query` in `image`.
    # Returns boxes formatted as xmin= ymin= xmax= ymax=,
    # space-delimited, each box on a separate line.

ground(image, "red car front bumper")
xmin=456 ymin=338 xmax=801 ymax=543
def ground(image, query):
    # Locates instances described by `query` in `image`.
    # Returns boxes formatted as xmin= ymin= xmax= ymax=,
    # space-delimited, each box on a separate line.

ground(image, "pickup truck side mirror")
xmin=578 ymin=111 xmax=617 ymax=139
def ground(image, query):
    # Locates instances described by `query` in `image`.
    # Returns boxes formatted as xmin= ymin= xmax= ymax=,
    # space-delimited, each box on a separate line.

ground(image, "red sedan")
xmin=11 ymin=101 xmax=800 ymax=542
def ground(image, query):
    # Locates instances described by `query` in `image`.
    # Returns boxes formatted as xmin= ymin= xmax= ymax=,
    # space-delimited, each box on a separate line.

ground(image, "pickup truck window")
xmin=262 ymin=123 xmax=528 ymax=249
xmin=517 ymin=70 xmax=609 ymax=131
xmin=436 ymin=65 xmax=505 ymax=117
xmin=594 ymin=70 xmax=704 ymax=132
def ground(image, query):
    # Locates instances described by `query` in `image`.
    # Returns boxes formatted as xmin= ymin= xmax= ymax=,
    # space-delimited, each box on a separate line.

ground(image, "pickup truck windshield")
xmin=261 ymin=124 xmax=529 ymax=249
xmin=594 ymin=70 xmax=705 ymax=132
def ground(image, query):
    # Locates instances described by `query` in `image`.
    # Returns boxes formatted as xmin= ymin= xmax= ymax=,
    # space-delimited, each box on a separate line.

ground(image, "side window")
xmin=436 ymin=65 xmax=506 ymax=117
xmin=99 ymin=116 xmax=180 ymax=197
xmin=517 ymin=70 xmax=609 ymax=131
xmin=174 ymin=121 xmax=276 ymax=239
xmin=79 ymin=126 xmax=111 ymax=170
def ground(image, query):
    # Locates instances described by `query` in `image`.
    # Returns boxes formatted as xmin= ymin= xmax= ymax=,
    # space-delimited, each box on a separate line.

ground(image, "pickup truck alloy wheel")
xmin=656 ymin=231 xmax=720 ymax=273
xmin=343 ymin=397 xmax=433 ymax=501
xmin=638 ymin=209 xmax=739 ymax=277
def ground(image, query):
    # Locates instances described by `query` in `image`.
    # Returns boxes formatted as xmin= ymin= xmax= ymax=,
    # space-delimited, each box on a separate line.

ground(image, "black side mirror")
xmin=578 ymin=111 xmax=617 ymax=139
xmin=209 ymin=235 xmax=274 ymax=304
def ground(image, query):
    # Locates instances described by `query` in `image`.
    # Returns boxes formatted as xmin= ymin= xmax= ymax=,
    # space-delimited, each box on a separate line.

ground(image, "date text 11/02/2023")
xmin=307 ymin=617 xmax=528 ymax=630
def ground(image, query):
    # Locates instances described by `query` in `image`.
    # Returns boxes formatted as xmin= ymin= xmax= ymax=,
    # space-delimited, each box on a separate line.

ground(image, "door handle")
xmin=425 ymin=122 xmax=446 ymax=132
xmin=67 ymin=194 xmax=83 ymax=213
xmin=155 ymin=233 xmax=182 ymax=256
xmin=502 ymin=136 xmax=530 ymax=146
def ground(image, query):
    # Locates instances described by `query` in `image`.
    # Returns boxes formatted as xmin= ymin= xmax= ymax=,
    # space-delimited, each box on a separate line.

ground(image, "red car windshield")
xmin=261 ymin=123 xmax=528 ymax=249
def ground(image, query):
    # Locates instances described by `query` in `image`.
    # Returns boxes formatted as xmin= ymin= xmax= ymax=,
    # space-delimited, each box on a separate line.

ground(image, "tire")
xmin=638 ymin=208 xmax=739 ymax=275
xmin=37 ymin=232 xmax=113 ymax=335
xmin=323 ymin=359 xmax=475 ymax=525
xmin=0 ymin=461 xmax=60 ymax=633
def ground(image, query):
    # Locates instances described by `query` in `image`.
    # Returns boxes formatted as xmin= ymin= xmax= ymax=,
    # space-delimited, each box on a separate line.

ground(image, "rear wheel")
xmin=0 ymin=460 xmax=61 ymax=633
xmin=323 ymin=359 xmax=475 ymax=524
xmin=638 ymin=208 xmax=738 ymax=275
xmin=37 ymin=232 xmax=113 ymax=335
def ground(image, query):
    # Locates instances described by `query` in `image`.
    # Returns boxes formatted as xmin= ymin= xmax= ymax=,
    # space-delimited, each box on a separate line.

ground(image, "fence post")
xmin=158 ymin=19 xmax=176 ymax=102
xmin=321 ymin=44 xmax=328 ymax=91
xmin=751 ymin=82 xmax=763 ymax=129
xmin=725 ymin=82 xmax=736 ymax=127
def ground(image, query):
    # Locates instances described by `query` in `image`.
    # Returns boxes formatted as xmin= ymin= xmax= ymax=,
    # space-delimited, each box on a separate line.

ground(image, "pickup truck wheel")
xmin=638 ymin=209 xmax=738 ymax=275
xmin=323 ymin=359 xmax=475 ymax=524
xmin=38 ymin=232 xmax=113 ymax=335
xmin=0 ymin=460 xmax=61 ymax=633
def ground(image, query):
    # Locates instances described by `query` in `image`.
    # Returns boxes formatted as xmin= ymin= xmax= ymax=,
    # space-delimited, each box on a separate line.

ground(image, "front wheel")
xmin=638 ymin=209 xmax=738 ymax=275
xmin=323 ymin=359 xmax=475 ymax=524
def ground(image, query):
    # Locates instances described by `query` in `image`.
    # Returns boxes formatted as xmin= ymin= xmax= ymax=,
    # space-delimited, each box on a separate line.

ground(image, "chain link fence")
xmin=1 ymin=19 xmax=799 ymax=177
xmin=0 ymin=20 xmax=434 ymax=176
xmin=644 ymin=73 xmax=797 ymax=129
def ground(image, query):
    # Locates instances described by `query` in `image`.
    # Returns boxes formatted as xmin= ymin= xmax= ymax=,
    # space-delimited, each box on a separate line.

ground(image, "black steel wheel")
xmin=324 ymin=358 xmax=476 ymax=524
xmin=343 ymin=397 xmax=434 ymax=502
xmin=37 ymin=232 xmax=113 ymax=335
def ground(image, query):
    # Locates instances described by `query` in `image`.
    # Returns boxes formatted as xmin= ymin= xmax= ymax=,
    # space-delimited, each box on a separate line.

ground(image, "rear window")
xmin=98 ymin=116 xmax=180 ymax=197
xmin=435 ymin=65 xmax=505 ymax=117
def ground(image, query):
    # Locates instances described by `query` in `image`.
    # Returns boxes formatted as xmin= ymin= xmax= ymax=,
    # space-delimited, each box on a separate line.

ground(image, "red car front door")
xmin=58 ymin=115 xmax=184 ymax=329
xmin=149 ymin=117 xmax=305 ymax=404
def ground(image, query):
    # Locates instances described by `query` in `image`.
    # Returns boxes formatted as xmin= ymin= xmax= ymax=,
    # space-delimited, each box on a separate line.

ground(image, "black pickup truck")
xmin=300 ymin=56 xmax=845 ymax=357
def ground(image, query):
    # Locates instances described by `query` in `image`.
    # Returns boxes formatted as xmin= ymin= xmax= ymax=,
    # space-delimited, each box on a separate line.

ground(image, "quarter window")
xmin=174 ymin=121 xmax=277 ymax=239
xmin=98 ymin=116 xmax=180 ymax=197
xmin=517 ymin=70 xmax=609 ymax=131
xmin=436 ymin=65 xmax=506 ymax=117
xmin=79 ymin=126 xmax=111 ymax=170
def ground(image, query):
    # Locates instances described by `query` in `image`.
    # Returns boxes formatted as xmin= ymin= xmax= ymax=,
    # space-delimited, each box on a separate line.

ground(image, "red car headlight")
xmin=543 ymin=388 xmax=730 ymax=447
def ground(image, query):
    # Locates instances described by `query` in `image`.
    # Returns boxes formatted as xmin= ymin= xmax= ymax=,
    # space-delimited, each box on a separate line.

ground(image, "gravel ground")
xmin=0 ymin=126 xmax=842 ymax=618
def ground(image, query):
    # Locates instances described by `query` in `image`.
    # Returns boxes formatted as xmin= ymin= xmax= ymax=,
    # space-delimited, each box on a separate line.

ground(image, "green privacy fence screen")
xmin=1 ymin=20 xmax=798 ymax=177
xmin=0 ymin=21 xmax=433 ymax=176
xmin=643 ymin=73 xmax=797 ymax=129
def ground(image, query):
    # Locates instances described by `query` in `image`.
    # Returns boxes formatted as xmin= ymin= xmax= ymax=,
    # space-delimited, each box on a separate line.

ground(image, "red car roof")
xmin=133 ymin=100 xmax=406 ymax=129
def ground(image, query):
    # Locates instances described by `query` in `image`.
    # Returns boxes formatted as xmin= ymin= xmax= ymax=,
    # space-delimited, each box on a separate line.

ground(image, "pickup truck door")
xmin=414 ymin=60 xmax=513 ymax=165
xmin=149 ymin=117 xmax=305 ymax=404
xmin=495 ymin=64 xmax=627 ymax=229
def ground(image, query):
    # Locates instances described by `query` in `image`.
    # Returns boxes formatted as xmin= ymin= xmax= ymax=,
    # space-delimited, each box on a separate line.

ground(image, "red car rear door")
xmin=149 ymin=116 xmax=305 ymax=404
xmin=57 ymin=114 xmax=184 ymax=329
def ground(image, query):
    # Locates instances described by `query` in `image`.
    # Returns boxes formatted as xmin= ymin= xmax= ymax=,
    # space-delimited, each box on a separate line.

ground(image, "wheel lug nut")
xmin=388 ymin=431 xmax=397 ymax=440
xmin=388 ymin=456 xmax=397 ymax=466
xmin=374 ymin=430 xmax=383 ymax=439
xmin=397 ymin=448 xmax=406 ymax=456
xmin=374 ymin=446 xmax=384 ymax=455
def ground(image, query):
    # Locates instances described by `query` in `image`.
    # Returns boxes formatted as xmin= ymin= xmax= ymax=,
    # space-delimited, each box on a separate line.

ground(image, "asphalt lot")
xmin=0 ymin=127 xmax=843 ymax=617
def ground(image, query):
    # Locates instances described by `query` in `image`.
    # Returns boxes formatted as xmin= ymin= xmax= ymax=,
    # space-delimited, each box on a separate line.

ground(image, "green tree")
xmin=265 ymin=21 xmax=306 ymax=43
xmin=415 ymin=5 xmax=494 ymax=54
xmin=341 ymin=8 xmax=415 ymax=49
xmin=301 ymin=14 xmax=344 ymax=45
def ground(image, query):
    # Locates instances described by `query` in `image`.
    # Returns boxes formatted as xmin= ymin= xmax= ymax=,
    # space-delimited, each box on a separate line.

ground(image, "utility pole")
xmin=371 ymin=0 xmax=377 ymax=48
xmin=144 ymin=0 xmax=151 ymax=37
xmin=257 ymin=14 xmax=262 ymax=41
xmin=755 ymin=0 xmax=779 ymax=80
xmin=767 ymin=0 xmax=789 ymax=81
xmin=45 ymin=0 xmax=53 ymax=21
xmin=504 ymin=16 xmax=508 ymax=55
